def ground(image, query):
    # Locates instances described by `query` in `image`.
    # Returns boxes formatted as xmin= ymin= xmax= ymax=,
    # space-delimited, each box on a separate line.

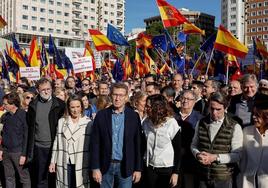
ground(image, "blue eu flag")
xmin=107 ymin=23 xmax=129 ymax=46
xmin=152 ymin=35 xmax=167 ymax=52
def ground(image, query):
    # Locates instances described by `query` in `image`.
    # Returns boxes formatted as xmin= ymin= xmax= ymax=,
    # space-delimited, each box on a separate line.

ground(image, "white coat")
xmin=237 ymin=126 xmax=268 ymax=188
xmin=51 ymin=116 xmax=92 ymax=188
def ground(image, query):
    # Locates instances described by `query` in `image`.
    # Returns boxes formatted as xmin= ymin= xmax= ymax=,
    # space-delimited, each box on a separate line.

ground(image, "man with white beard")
xmin=26 ymin=78 xmax=65 ymax=188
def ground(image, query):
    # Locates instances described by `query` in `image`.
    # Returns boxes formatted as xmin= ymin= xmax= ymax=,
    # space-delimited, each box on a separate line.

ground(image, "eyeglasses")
xmin=181 ymin=97 xmax=195 ymax=101
xmin=26 ymin=96 xmax=34 ymax=100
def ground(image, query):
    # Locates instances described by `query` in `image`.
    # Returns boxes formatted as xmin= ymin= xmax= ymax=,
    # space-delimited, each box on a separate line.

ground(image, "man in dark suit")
xmin=90 ymin=82 xmax=142 ymax=188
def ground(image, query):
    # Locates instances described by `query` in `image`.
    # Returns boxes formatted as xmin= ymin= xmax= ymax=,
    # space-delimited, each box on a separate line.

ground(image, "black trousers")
xmin=31 ymin=145 xmax=55 ymax=188
xmin=2 ymin=151 xmax=31 ymax=188
xmin=199 ymin=179 xmax=232 ymax=188
xmin=67 ymin=164 xmax=76 ymax=188
xmin=144 ymin=165 xmax=173 ymax=188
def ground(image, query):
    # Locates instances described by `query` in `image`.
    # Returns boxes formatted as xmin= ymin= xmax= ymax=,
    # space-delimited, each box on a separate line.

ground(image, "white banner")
xmin=94 ymin=51 xmax=102 ymax=69
xmin=72 ymin=56 xmax=93 ymax=73
xmin=19 ymin=67 xmax=40 ymax=80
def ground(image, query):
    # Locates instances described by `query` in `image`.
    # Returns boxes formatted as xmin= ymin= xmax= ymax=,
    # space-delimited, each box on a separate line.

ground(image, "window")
xmin=258 ymin=2 xmax=262 ymax=7
xmin=91 ymin=8 xmax=95 ymax=12
xmin=264 ymin=35 xmax=268 ymax=39
xmin=90 ymin=16 xmax=95 ymax=20
xmin=258 ymin=27 xmax=262 ymax=32
xmin=251 ymin=3 xmax=256 ymax=8
xmin=57 ymin=2 xmax=62 ymax=6
xmin=32 ymin=16 xmax=37 ymax=21
xmin=48 ymin=28 xmax=53 ymax=32
xmin=251 ymin=11 xmax=256 ymax=16
xmin=40 ymin=8 xmax=46 ymax=13
xmin=65 ymin=3 xmax=69 ymax=7
xmin=264 ymin=26 xmax=268 ymax=31
xmin=56 ymin=29 xmax=61 ymax=34
xmin=22 ymin=25 xmax=28 ymax=30
xmin=258 ymin=19 xmax=262 ymax=23
xmin=91 ymin=0 xmax=95 ymax=3
xmin=23 ymin=5 xmax=28 ymax=10
xmin=264 ymin=10 xmax=268 ymax=15
xmin=231 ymin=15 xmax=236 ymax=19
xmin=104 ymin=11 xmax=108 ymax=15
xmin=32 ymin=7 xmax=37 ymax=11
xmin=64 ymin=21 xmax=69 ymax=26
xmin=84 ymin=15 xmax=88 ymax=19
xmin=91 ymin=25 xmax=94 ymax=29
xmin=251 ymin=27 xmax=256 ymax=32
xmin=49 ymin=0 xmax=54 ymax=5
xmin=49 ymin=10 xmax=54 ymax=14
xmin=40 ymin=0 xmax=46 ymax=3
xmin=49 ymin=19 xmax=53 ymax=23
xmin=64 ymin=30 xmax=69 ymax=34
xmin=104 ymin=19 xmax=108 ymax=23
xmin=231 ymin=0 xmax=236 ymax=3
xmin=251 ymin=19 xmax=256 ymax=24
xmin=231 ymin=7 xmax=236 ymax=11
xmin=111 ymin=20 xmax=114 ymax=24
xmin=257 ymin=11 xmax=262 ymax=16
xmin=84 ymin=7 xmax=88 ymax=11
xmin=40 ymin=18 xmax=46 ymax=22
xmin=64 ymin=13 xmax=69 ymax=16
xmin=22 ymin=15 xmax=28 ymax=20
xmin=111 ymin=12 xmax=114 ymax=16
xmin=111 ymin=4 xmax=114 ymax=8
xmin=104 ymin=3 xmax=108 ymax=6
xmin=57 ymin=20 xmax=61 ymax=24
xmin=57 ymin=11 xmax=62 ymax=15
xmin=84 ymin=24 xmax=88 ymax=28
xmin=40 ymin=27 xmax=45 ymax=32
xmin=264 ymin=18 xmax=268 ymax=23
xmin=265 ymin=1 xmax=268 ymax=6
xmin=32 ymin=26 xmax=37 ymax=31
xmin=230 ymin=22 xmax=236 ymax=26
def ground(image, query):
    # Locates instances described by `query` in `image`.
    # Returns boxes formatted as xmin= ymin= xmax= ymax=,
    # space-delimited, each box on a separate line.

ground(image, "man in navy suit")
xmin=90 ymin=82 xmax=142 ymax=188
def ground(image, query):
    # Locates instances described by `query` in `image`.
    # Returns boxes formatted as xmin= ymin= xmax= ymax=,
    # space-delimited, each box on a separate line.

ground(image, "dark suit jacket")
xmin=90 ymin=106 xmax=142 ymax=178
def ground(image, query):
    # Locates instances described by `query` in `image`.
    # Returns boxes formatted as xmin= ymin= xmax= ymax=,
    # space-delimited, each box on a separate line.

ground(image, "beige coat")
xmin=237 ymin=126 xmax=268 ymax=188
xmin=51 ymin=116 xmax=92 ymax=188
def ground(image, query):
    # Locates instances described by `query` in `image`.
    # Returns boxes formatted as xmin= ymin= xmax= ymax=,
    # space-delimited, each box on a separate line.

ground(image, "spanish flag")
xmin=136 ymin=32 xmax=153 ymax=49
xmin=29 ymin=36 xmax=42 ymax=67
xmin=83 ymin=41 xmax=96 ymax=71
xmin=255 ymin=38 xmax=268 ymax=58
xmin=160 ymin=62 xmax=171 ymax=74
xmin=183 ymin=22 xmax=205 ymax=36
xmin=123 ymin=53 xmax=132 ymax=79
xmin=156 ymin=0 xmax=188 ymax=28
xmin=214 ymin=25 xmax=248 ymax=58
xmin=144 ymin=49 xmax=158 ymax=75
xmin=88 ymin=29 xmax=115 ymax=51
xmin=226 ymin=54 xmax=239 ymax=68
xmin=0 ymin=16 xmax=7 ymax=29
xmin=134 ymin=49 xmax=145 ymax=77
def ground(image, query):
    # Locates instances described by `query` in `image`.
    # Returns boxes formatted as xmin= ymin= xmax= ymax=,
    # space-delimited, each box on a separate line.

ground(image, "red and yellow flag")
xmin=214 ymin=25 xmax=248 ymax=58
xmin=29 ymin=36 xmax=42 ymax=67
xmin=160 ymin=63 xmax=171 ymax=74
xmin=183 ymin=23 xmax=205 ymax=35
xmin=136 ymin=33 xmax=153 ymax=49
xmin=0 ymin=16 xmax=7 ymax=29
xmin=256 ymin=38 xmax=268 ymax=58
xmin=123 ymin=53 xmax=132 ymax=79
xmin=10 ymin=47 xmax=26 ymax=67
xmin=144 ymin=49 xmax=158 ymax=75
xmin=156 ymin=0 xmax=188 ymax=28
xmin=83 ymin=41 xmax=96 ymax=71
xmin=226 ymin=54 xmax=239 ymax=68
xmin=134 ymin=49 xmax=145 ymax=76
xmin=88 ymin=29 xmax=115 ymax=51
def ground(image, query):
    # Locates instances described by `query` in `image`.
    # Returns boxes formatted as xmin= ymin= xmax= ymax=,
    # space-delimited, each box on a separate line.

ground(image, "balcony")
xmin=72 ymin=16 xmax=82 ymax=22
xmin=72 ymin=0 xmax=82 ymax=5
xmin=117 ymin=11 xmax=123 ymax=17
xmin=117 ymin=2 xmax=123 ymax=9
xmin=72 ymin=24 xmax=81 ymax=31
xmin=72 ymin=7 xmax=82 ymax=13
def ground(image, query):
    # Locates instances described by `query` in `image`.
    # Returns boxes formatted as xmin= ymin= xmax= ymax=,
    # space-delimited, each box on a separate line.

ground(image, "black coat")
xmin=26 ymin=96 xmax=65 ymax=163
xmin=89 ymin=106 xmax=142 ymax=178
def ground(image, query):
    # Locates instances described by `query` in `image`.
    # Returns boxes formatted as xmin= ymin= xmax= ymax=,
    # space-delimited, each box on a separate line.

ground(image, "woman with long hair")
xmin=131 ymin=91 xmax=148 ymax=123
xmin=238 ymin=95 xmax=268 ymax=188
xmin=143 ymin=94 xmax=181 ymax=188
xmin=20 ymin=91 xmax=35 ymax=111
xmin=49 ymin=95 xmax=91 ymax=188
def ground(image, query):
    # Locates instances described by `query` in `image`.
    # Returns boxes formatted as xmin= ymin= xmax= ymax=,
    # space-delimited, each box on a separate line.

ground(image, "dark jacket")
xmin=0 ymin=109 xmax=28 ymax=155
xmin=89 ymin=106 xmax=142 ymax=178
xmin=26 ymin=95 xmax=65 ymax=163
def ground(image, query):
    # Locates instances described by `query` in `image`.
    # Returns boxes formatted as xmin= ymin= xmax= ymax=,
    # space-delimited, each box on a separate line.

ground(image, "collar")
xmin=39 ymin=95 xmax=52 ymax=103
xmin=112 ymin=107 xmax=125 ymax=114
xmin=210 ymin=117 xmax=224 ymax=124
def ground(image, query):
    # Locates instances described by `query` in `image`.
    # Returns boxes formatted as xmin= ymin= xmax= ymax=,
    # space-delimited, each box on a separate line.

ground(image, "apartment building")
xmin=0 ymin=0 xmax=125 ymax=48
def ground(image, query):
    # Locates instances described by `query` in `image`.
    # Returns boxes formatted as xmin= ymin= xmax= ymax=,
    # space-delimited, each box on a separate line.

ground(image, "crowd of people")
xmin=0 ymin=73 xmax=267 ymax=188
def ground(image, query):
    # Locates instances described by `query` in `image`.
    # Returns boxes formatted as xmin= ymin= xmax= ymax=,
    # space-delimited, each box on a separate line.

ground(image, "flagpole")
xmin=190 ymin=52 xmax=204 ymax=75
xmin=225 ymin=63 xmax=229 ymax=85
xmin=155 ymin=48 xmax=168 ymax=65
xmin=205 ymin=48 xmax=215 ymax=76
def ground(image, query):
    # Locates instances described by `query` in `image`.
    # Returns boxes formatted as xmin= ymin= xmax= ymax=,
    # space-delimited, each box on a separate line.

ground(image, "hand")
xmin=169 ymin=173 xmax=178 ymax=187
xmin=19 ymin=156 xmax=26 ymax=166
xmin=132 ymin=171 xmax=141 ymax=184
xmin=49 ymin=163 xmax=56 ymax=173
xmin=198 ymin=152 xmax=217 ymax=165
xmin=0 ymin=151 xmax=3 ymax=161
xmin=92 ymin=169 xmax=102 ymax=184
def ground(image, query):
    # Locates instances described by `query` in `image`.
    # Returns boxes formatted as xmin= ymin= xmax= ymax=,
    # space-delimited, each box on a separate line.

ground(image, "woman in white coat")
xmin=238 ymin=95 xmax=268 ymax=188
xmin=49 ymin=95 xmax=92 ymax=188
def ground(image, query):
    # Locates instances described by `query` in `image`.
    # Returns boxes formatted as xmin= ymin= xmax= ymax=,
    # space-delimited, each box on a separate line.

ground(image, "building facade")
xmin=0 ymin=0 xmax=125 ymax=48
xmin=221 ymin=0 xmax=245 ymax=44
xmin=144 ymin=8 xmax=215 ymax=39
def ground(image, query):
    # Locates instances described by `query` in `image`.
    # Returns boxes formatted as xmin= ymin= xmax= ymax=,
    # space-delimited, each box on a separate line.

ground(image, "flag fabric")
xmin=0 ymin=15 xmax=7 ymax=29
xmin=144 ymin=49 xmax=158 ymax=75
xmin=107 ymin=23 xmax=129 ymax=46
xmin=112 ymin=59 xmax=124 ymax=82
xmin=88 ymin=29 xmax=115 ymax=51
xmin=83 ymin=41 xmax=96 ymax=71
xmin=253 ymin=38 xmax=263 ymax=60
xmin=255 ymin=38 xmax=268 ymax=58
xmin=40 ymin=39 xmax=50 ymax=76
xmin=4 ymin=50 xmax=19 ymax=78
xmin=123 ymin=53 xmax=132 ymax=79
xmin=226 ymin=54 xmax=240 ymax=68
xmin=177 ymin=32 xmax=187 ymax=43
xmin=230 ymin=68 xmax=242 ymax=81
xmin=183 ymin=22 xmax=205 ymax=35
xmin=159 ymin=62 xmax=171 ymax=74
xmin=0 ymin=52 xmax=9 ymax=81
xmin=62 ymin=54 xmax=74 ymax=76
xmin=152 ymin=35 xmax=167 ymax=52
xmin=214 ymin=25 xmax=248 ymax=58
xmin=136 ymin=32 xmax=153 ymax=49
xmin=48 ymin=34 xmax=65 ymax=69
xmin=156 ymin=0 xmax=189 ymax=28
xmin=29 ymin=36 xmax=42 ymax=67
xmin=200 ymin=33 xmax=216 ymax=52
xmin=134 ymin=49 xmax=145 ymax=76
xmin=11 ymin=36 xmax=29 ymax=66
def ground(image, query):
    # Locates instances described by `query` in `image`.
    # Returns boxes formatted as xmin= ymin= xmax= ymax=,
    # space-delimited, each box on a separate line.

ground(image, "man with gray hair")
xmin=228 ymin=74 xmax=258 ymax=128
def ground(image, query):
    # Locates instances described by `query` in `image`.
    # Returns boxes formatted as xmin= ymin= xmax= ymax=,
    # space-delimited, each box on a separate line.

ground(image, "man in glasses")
xmin=26 ymin=78 xmax=65 ymax=188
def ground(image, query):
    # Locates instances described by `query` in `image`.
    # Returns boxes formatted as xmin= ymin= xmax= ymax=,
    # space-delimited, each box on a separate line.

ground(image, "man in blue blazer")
xmin=90 ymin=82 xmax=142 ymax=188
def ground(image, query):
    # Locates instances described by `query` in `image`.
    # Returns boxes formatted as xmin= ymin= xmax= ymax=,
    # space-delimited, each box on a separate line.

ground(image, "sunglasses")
xmin=26 ymin=96 xmax=34 ymax=100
